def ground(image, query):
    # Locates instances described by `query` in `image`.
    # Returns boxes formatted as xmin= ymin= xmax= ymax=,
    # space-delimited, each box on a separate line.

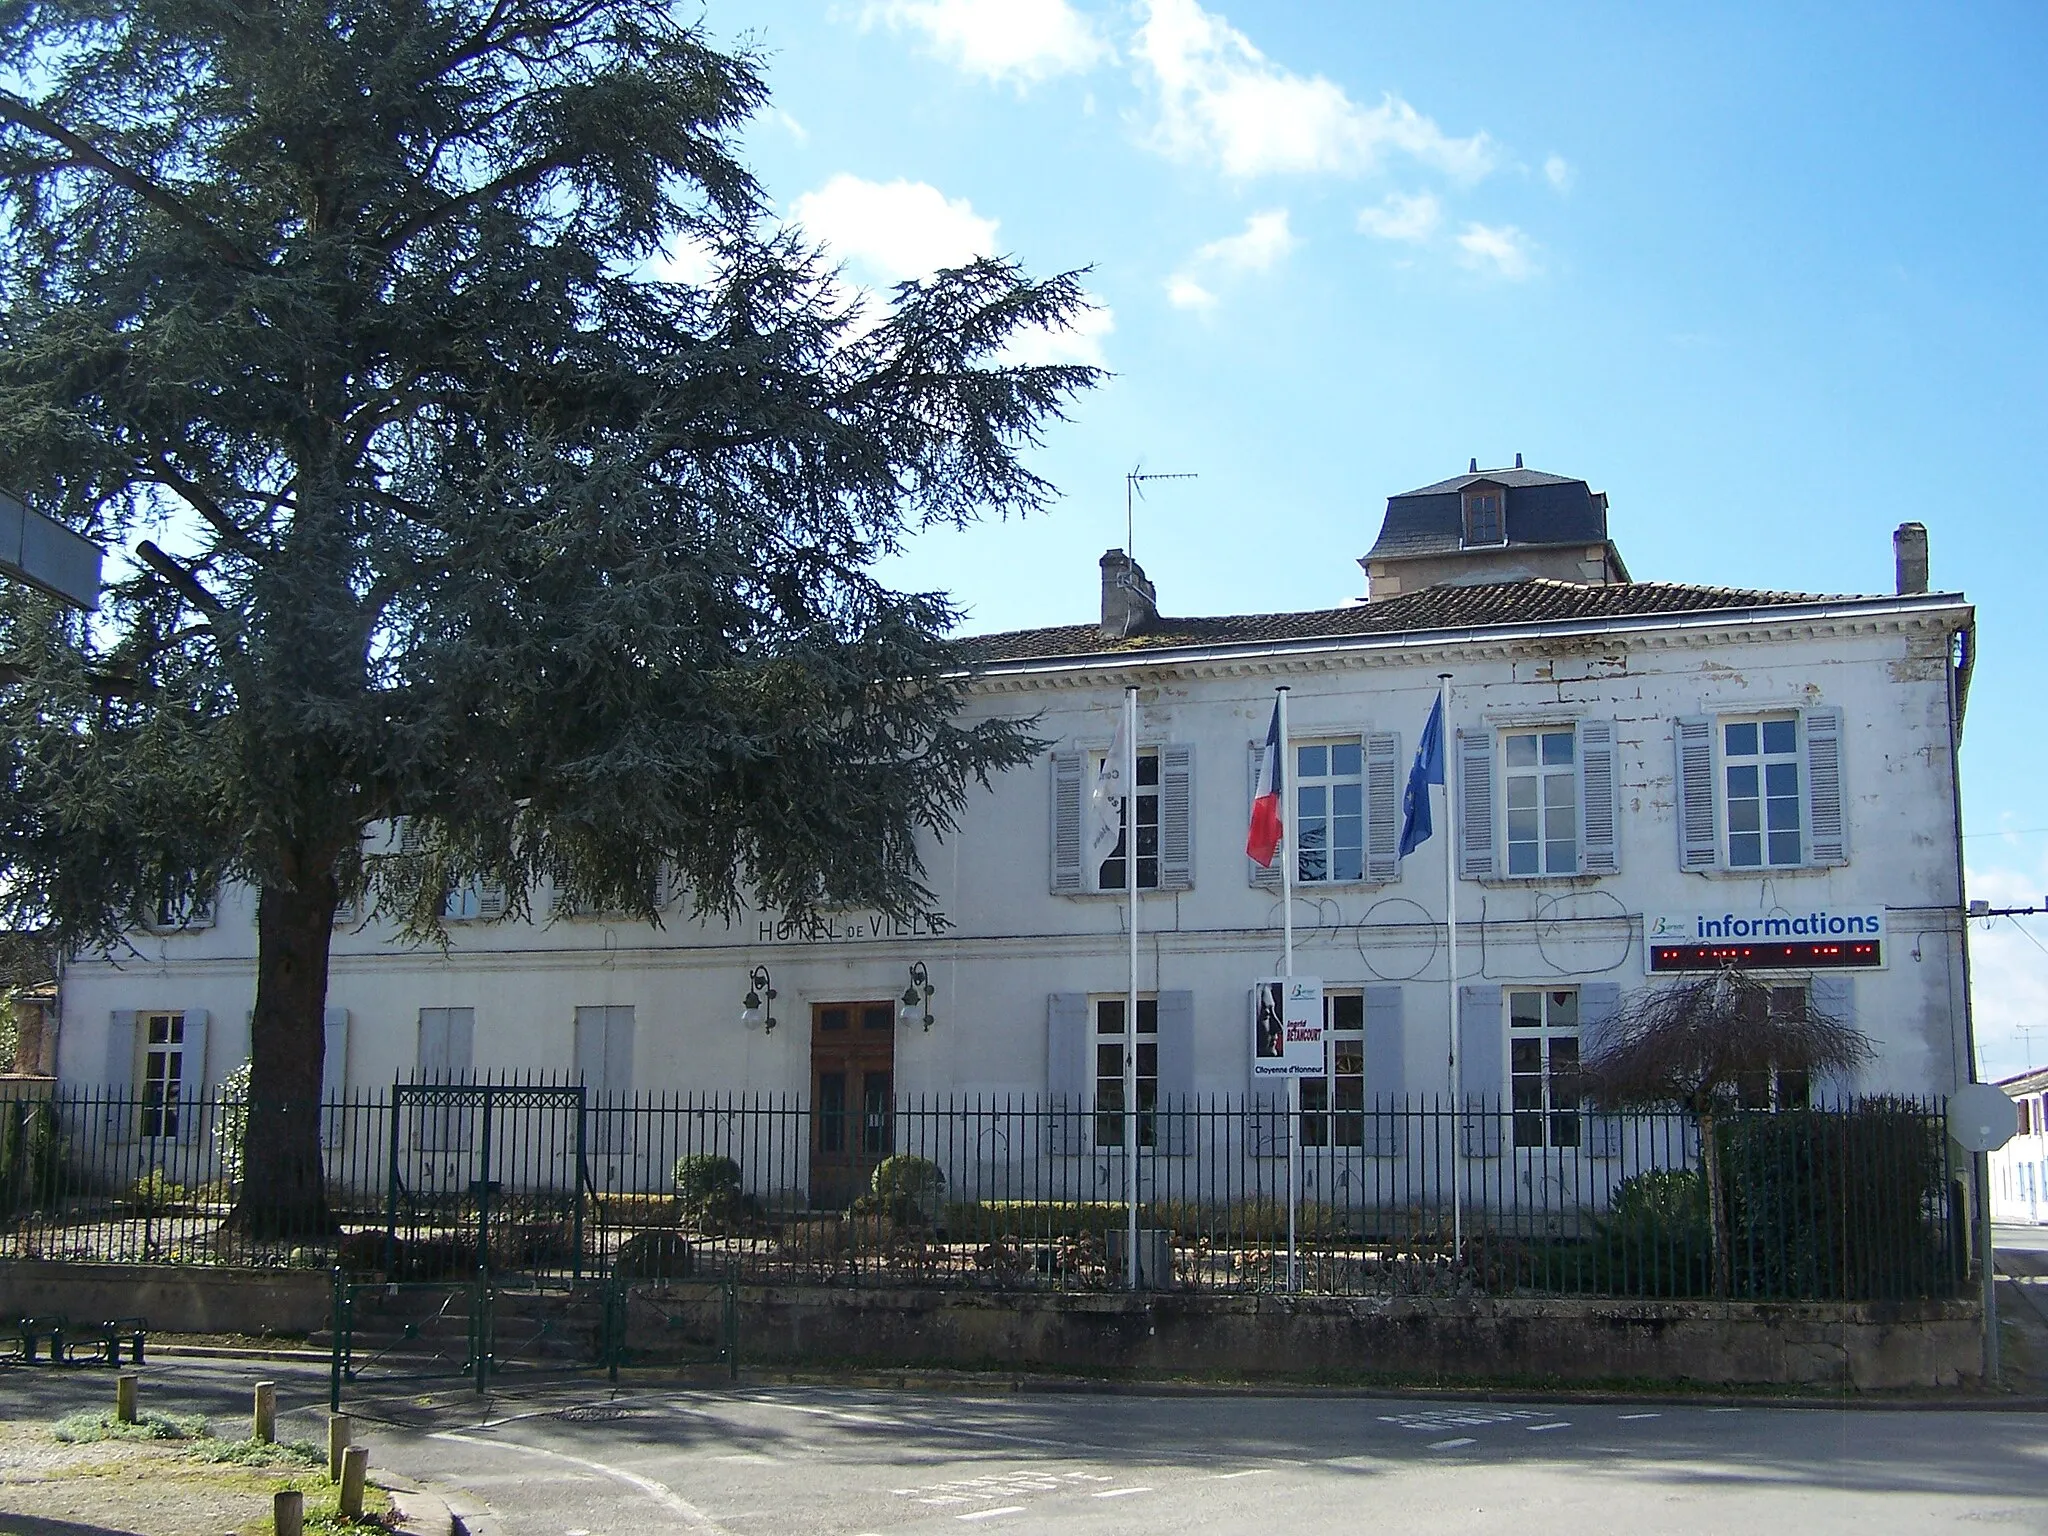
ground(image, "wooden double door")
xmin=809 ymin=1000 xmax=896 ymax=1209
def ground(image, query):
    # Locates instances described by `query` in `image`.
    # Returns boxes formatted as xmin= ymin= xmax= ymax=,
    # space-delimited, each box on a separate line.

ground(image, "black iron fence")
xmin=0 ymin=1083 xmax=1965 ymax=1302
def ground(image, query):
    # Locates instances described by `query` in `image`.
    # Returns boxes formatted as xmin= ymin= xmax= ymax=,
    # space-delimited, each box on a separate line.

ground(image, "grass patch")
xmin=196 ymin=1435 xmax=326 ymax=1468
xmin=52 ymin=1408 xmax=209 ymax=1443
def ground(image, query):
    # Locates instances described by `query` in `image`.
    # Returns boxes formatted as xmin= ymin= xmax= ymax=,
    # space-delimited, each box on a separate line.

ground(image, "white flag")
xmin=1088 ymin=702 xmax=1131 ymax=863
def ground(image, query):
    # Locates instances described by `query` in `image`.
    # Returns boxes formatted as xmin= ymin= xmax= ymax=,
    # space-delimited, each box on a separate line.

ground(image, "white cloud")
xmin=1132 ymin=0 xmax=1494 ymax=180
xmin=652 ymin=232 xmax=718 ymax=288
xmin=788 ymin=174 xmax=999 ymax=283
xmin=1356 ymin=190 xmax=1441 ymax=243
xmin=1164 ymin=274 xmax=1216 ymax=310
xmin=777 ymin=110 xmax=811 ymax=144
xmin=868 ymin=0 xmax=1109 ymax=84
xmin=1543 ymin=153 xmax=1574 ymax=192
xmin=1456 ymin=221 xmax=1536 ymax=280
xmin=1194 ymin=208 xmax=1297 ymax=271
xmin=1004 ymin=292 xmax=1115 ymax=366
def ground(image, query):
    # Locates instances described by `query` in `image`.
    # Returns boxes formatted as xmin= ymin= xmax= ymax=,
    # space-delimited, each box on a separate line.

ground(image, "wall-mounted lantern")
xmin=899 ymin=961 xmax=936 ymax=1031
xmin=740 ymin=965 xmax=777 ymax=1033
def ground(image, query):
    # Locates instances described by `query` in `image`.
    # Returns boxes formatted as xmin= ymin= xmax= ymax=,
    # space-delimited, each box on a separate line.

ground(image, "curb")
xmin=378 ymin=1470 xmax=504 ymax=1536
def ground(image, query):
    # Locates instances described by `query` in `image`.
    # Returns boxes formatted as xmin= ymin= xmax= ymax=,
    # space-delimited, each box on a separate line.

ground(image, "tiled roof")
xmin=960 ymin=578 xmax=1846 ymax=665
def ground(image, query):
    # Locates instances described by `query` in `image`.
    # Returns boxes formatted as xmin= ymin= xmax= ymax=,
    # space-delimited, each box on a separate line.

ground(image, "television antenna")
xmin=1125 ymin=467 xmax=1197 ymax=559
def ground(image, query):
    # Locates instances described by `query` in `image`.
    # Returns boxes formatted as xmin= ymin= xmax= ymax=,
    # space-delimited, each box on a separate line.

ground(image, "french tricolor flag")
xmin=1246 ymin=698 xmax=1285 ymax=868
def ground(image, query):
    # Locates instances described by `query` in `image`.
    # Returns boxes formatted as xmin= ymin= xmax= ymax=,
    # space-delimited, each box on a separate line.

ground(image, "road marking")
xmin=1707 ymin=1407 xmax=1741 ymax=1413
xmin=431 ymin=1432 xmax=734 ymax=1535
xmin=958 ymin=1508 xmax=1026 ymax=1522
xmin=1528 ymin=1422 xmax=1571 ymax=1432
xmin=1618 ymin=1413 xmax=1661 ymax=1421
xmin=1208 ymin=1469 xmax=1273 ymax=1480
xmin=1429 ymin=1438 xmax=1477 ymax=1450
xmin=1093 ymin=1487 xmax=1151 ymax=1498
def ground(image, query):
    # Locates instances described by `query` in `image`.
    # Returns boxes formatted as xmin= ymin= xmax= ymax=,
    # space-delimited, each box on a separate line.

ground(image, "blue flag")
xmin=1398 ymin=693 xmax=1446 ymax=858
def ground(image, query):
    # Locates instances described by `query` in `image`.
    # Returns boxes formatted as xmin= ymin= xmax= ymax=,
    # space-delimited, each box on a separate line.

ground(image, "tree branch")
xmin=143 ymin=454 xmax=267 ymax=559
xmin=0 ymin=93 xmax=257 ymax=270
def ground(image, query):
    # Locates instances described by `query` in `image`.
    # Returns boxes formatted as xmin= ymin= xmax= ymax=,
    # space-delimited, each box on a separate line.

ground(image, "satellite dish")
xmin=1949 ymin=1082 xmax=2020 ymax=1153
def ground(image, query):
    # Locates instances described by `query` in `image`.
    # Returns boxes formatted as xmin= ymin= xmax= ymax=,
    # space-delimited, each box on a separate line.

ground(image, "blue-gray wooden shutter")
xmin=105 ymin=1010 xmax=137 ymax=1142
xmin=1248 ymin=742 xmax=1280 ymax=889
xmin=1245 ymin=988 xmax=1286 ymax=1156
xmin=476 ymin=880 xmax=509 ymax=921
xmin=1578 ymin=983 xmax=1626 ymax=1157
xmin=1155 ymin=989 xmax=1195 ymax=1154
xmin=1457 ymin=728 xmax=1496 ymax=879
xmin=1160 ymin=744 xmax=1194 ymax=891
xmin=1577 ymin=719 xmax=1620 ymax=876
xmin=1458 ymin=984 xmax=1504 ymax=1156
xmin=1050 ymin=753 xmax=1085 ymax=894
xmin=1365 ymin=730 xmax=1402 ymax=884
xmin=1046 ymin=992 xmax=1089 ymax=1154
xmin=1808 ymin=976 xmax=1856 ymax=1105
xmin=320 ymin=1007 xmax=349 ymax=1148
xmin=1803 ymin=706 xmax=1849 ymax=867
xmin=1674 ymin=716 xmax=1718 ymax=870
xmin=576 ymin=1005 xmax=635 ymax=1154
xmin=1362 ymin=985 xmax=1405 ymax=1157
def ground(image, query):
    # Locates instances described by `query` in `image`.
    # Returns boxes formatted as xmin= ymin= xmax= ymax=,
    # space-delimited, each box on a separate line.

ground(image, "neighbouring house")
xmin=50 ymin=466 xmax=1977 ymax=1203
xmin=1991 ymin=1066 xmax=2048 ymax=1225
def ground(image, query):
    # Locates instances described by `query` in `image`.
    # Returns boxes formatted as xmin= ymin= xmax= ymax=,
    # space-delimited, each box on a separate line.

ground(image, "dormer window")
xmin=1463 ymin=487 xmax=1505 ymax=547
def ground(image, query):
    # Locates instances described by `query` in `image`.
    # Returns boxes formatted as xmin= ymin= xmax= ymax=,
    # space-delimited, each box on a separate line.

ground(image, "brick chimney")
xmin=1893 ymin=522 xmax=1929 ymax=595
xmin=1099 ymin=548 xmax=1158 ymax=640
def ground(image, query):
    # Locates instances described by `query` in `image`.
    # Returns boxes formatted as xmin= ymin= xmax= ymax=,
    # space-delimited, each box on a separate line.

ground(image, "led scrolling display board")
xmin=1648 ymin=938 xmax=1882 ymax=973
xmin=1644 ymin=911 xmax=1888 ymax=973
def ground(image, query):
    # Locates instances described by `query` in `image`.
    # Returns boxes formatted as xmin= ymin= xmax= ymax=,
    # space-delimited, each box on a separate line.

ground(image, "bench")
xmin=0 ymin=1314 xmax=147 ymax=1365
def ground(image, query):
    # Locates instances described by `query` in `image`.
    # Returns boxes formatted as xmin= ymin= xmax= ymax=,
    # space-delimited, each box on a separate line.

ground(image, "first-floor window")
xmin=1295 ymin=740 xmax=1365 ymax=884
xmin=1733 ymin=983 xmax=1813 ymax=1111
xmin=1300 ymin=992 xmax=1365 ymax=1146
xmin=1724 ymin=715 xmax=1802 ymax=868
xmin=1097 ymin=751 xmax=1161 ymax=891
xmin=1094 ymin=996 xmax=1157 ymax=1149
xmin=1510 ymin=989 xmax=1580 ymax=1149
xmin=140 ymin=1011 xmax=184 ymax=1139
xmin=1503 ymin=727 xmax=1577 ymax=876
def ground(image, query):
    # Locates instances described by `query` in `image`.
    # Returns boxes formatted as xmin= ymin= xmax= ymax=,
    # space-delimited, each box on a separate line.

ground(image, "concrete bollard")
xmin=114 ymin=1373 xmax=137 ymax=1425
xmin=252 ymin=1380 xmax=276 ymax=1444
xmin=273 ymin=1488 xmax=304 ymax=1536
xmin=327 ymin=1413 xmax=352 ymax=1482
xmin=339 ymin=1444 xmax=368 ymax=1518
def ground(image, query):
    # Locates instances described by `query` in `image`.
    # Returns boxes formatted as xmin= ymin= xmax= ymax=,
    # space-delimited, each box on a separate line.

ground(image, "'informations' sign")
xmin=1645 ymin=910 xmax=1886 ymax=973
xmin=1251 ymin=977 xmax=1324 ymax=1077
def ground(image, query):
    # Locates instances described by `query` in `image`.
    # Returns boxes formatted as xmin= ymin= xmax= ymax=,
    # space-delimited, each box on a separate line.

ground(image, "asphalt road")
xmin=6 ymin=1359 xmax=2046 ymax=1536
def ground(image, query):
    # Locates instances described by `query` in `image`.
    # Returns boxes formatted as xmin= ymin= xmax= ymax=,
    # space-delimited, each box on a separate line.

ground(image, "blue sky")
xmin=702 ymin=0 xmax=2048 ymax=1079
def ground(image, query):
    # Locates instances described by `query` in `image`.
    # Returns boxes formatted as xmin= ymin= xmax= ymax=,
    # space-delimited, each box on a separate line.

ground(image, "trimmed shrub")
xmin=672 ymin=1154 xmax=748 ymax=1233
xmin=612 ymin=1230 xmax=696 ymax=1281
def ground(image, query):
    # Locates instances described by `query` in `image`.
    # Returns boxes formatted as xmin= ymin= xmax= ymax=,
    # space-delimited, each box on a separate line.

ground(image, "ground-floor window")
xmin=1301 ymin=991 xmax=1365 ymax=1147
xmin=1733 ymin=983 xmax=1813 ymax=1111
xmin=1510 ymin=988 xmax=1580 ymax=1149
xmin=1094 ymin=996 xmax=1157 ymax=1149
xmin=139 ymin=1011 xmax=185 ymax=1139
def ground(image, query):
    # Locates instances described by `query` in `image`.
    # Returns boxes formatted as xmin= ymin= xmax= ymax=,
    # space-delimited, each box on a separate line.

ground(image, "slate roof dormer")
xmin=1361 ymin=461 xmax=1630 ymax=602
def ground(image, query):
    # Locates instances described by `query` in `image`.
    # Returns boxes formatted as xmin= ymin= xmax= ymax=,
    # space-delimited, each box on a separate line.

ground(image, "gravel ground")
xmin=0 ymin=1412 xmax=381 ymax=1536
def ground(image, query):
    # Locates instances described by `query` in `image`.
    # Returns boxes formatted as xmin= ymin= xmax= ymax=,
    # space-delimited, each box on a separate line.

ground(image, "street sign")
xmin=1251 ymin=976 xmax=1323 ymax=1077
xmin=0 ymin=488 xmax=101 ymax=609
xmin=1949 ymin=1081 xmax=2019 ymax=1153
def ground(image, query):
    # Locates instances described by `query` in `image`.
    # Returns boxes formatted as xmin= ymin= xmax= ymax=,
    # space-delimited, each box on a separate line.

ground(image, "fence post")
xmin=273 ymin=1489 xmax=304 ymax=1536
xmin=328 ymin=1413 xmax=351 ymax=1482
xmin=115 ymin=1373 xmax=136 ymax=1424
xmin=252 ymin=1381 xmax=275 ymax=1443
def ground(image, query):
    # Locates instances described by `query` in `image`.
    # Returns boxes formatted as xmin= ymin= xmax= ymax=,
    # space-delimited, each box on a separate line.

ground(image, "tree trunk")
xmin=224 ymin=862 xmax=340 ymax=1238
xmin=1699 ymin=1108 xmax=1731 ymax=1299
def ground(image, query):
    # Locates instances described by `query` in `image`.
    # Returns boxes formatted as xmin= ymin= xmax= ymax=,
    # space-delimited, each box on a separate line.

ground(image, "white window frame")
xmin=1509 ymin=987 xmax=1582 ymax=1150
xmin=1299 ymin=990 xmax=1365 ymax=1148
xmin=1461 ymin=720 xmax=1619 ymax=881
xmin=1732 ymin=982 xmax=1815 ymax=1112
xmin=1293 ymin=739 xmax=1367 ymax=886
xmin=138 ymin=1010 xmax=186 ymax=1141
xmin=1091 ymin=994 xmax=1158 ymax=1149
xmin=1093 ymin=748 xmax=1162 ymax=894
xmin=1719 ymin=713 xmax=1805 ymax=871
xmin=1501 ymin=725 xmax=1579 ymax=878
xmin=1675 ymin=707 xmax=1846 ymax=874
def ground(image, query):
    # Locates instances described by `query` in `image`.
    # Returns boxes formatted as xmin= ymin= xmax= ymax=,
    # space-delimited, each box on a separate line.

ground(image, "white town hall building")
xmin=53 ymin=465 xmax=1980 ymax=1175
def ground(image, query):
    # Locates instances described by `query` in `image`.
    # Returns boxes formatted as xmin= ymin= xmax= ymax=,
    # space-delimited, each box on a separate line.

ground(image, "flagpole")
xmin=1124 ymin=684 xmax=1140 ymax=1292
xmin=1441 ymin=672 xmax=1462 ymax=1264
xmin=1277 ymin=685 xmax=1298 ymax=1294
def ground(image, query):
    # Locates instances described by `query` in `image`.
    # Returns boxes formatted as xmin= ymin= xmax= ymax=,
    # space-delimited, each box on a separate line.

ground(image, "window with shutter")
xmin=1248 ymin=733 xmax=1402 ymax=887
xmin=1673 ymin=708 xmax=1851 ymax=873
xmin=1457 ymin=984 xmax=1504 ymax=1156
